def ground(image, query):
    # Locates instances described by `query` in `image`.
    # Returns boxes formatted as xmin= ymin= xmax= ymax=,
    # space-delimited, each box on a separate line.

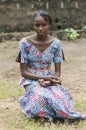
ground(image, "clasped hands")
xmin=38 ymin=75 xmax=62 ymax=87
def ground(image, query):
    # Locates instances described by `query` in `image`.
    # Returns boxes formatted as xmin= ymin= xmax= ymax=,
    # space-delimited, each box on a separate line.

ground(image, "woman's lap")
xmin=19 ymin=83 xmax=86 ymax=119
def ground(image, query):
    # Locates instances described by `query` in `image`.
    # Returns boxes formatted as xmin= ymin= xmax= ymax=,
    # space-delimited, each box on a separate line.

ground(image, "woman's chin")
xmin=39 ymin=33 xmax=44 ymax=36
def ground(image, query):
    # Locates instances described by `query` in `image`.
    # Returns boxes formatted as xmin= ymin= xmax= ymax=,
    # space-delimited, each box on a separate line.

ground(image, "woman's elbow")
xmin=21 ymin=70 xmax=27 ymax=78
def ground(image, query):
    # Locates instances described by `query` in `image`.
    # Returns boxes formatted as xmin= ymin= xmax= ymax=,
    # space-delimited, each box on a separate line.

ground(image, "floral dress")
xmin=18 ymin=37 xmax=86 ymax=120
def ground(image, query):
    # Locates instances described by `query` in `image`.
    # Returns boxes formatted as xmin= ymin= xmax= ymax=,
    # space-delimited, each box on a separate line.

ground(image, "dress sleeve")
xmin=53 ymin=40 xmax=63 ymax=63
xmin=16 ymin=38 xmax=28 ymax=63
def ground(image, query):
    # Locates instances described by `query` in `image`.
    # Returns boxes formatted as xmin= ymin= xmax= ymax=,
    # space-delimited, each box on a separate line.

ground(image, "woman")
xmin=16 ymin=10 xmax=86 ymax=120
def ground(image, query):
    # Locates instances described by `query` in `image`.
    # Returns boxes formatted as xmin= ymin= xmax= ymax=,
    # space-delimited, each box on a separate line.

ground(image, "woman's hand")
xmin=38 ymin=79 xmax=51 ymax=87
xmin=44 ymin=75 xmax=58 ymax=81
xmin=50 ymin=76 xmax=62 ymax=85
xmin=38 ymin=76 xmax=62 ymax=87
xmin=44 ymin=75 xmax=62 ymax=84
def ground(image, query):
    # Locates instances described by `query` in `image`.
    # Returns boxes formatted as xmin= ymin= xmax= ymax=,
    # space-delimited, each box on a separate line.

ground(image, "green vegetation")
xmin=82 ymin=26 xmax=86 ymax=31
xmin=75 ymin=101 xmax=86 ymax=110
xmin=0 ymin=77 xmax=23 ymax=99
xmin=64 ymin=28 xmax=80 ymax=40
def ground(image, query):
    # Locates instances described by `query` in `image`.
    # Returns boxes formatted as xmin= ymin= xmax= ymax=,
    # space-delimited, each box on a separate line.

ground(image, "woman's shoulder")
xmin=20 ymin=33 xmax=35 ymax=42
xmin=51 ymin=37 xmax=62 ymax=48
xmin=53 ymin=37 xmax=61 ymax=43
xmin=19 ymin=36 xmax=32 ymax=49
xmin=49 ymin=34 xmax=61 ymax=43
xmin=19 ymin=37 xmax=27 ymax=44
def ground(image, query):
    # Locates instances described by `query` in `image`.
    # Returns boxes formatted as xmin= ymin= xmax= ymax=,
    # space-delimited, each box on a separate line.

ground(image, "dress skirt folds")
xmin=18 ymin=38 xmax=86 ymax=120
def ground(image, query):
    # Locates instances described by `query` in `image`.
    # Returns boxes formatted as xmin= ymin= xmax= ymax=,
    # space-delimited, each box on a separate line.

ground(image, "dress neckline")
xmin=26 ymin=38 xmax=56 ymax=54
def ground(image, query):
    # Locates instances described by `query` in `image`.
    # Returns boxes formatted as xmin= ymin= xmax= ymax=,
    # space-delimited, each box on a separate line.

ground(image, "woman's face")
xmin=33 ymin=15 xmax=50 ymax=37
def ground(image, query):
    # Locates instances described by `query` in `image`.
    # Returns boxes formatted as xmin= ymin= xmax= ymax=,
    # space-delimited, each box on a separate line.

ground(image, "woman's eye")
xmin=34 ymin=24 xmax=47 ymax=27
xmin=34 ymin=24 xmax=40 ymax=27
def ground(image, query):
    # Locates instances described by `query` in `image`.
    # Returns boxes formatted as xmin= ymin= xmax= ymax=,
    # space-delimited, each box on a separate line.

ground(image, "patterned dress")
xmin=18 ymin=37 xmax=86 ymax=120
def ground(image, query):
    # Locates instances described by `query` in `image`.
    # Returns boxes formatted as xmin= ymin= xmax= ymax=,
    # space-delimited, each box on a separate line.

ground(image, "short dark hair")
xmin=33 ymin=10 xmax=52 ymax=26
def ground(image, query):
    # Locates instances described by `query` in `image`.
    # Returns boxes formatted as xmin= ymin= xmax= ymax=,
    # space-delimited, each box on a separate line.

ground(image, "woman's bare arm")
xmin=51 ymin=62 xmax=62 ymax=84
xmin=20 ymin=63 xmax=45 ymax=80
xmin=54 ymin=62 xmax=61 ymax=77
xmin=20 ymin=63 xmax=59 ymax=82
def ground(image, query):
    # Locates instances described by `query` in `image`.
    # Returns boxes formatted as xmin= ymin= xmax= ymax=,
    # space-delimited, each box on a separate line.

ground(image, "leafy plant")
xmin=64 ymin=28 xmax=80 ymax=40
xmin=81 ymin=26 xmax=86 ymax=31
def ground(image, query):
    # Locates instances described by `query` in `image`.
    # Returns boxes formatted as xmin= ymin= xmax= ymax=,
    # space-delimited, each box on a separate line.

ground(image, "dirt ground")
xmin=0 ymin=38 xmax=86 ymax=130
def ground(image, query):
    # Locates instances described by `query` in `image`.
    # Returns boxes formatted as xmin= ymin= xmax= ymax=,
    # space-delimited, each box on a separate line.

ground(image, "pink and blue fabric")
xmin=18 ymin=38 xmax=86 ymax=120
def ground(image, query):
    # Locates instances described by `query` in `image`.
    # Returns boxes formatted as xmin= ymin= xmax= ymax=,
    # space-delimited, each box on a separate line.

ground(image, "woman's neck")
xmin=36 ymin=34 xmax=49 ymax=42
xmin=27 ymin=33 xmax=54 ymax=44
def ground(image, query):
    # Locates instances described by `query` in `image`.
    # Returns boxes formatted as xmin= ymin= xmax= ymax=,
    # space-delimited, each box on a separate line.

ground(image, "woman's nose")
xmin=39 ymin=26 xmax=43 ymax=30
